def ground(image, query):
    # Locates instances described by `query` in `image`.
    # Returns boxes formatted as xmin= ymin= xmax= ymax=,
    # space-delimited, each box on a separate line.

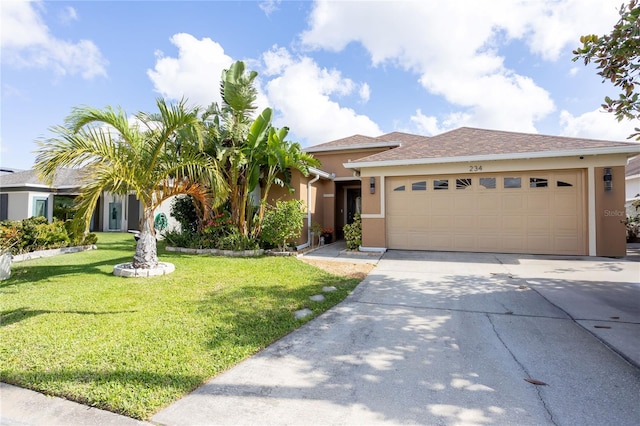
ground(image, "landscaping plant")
xmin=343 ymin=213 xmax=362 ymax=250
xmin=260 ymin=200 xmax=305 ymax=251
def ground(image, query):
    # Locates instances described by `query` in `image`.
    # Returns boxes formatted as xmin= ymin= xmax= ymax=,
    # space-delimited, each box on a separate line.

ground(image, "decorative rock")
xmin=294 ymin=308 xmax=313 ymax=319
xmin=322 ymin=286 xmax=337 ymax=292
xmin=309 ymin=294 xmax=325 ymax=302
xmin=113 ymin=262 xmax=175 ymax=278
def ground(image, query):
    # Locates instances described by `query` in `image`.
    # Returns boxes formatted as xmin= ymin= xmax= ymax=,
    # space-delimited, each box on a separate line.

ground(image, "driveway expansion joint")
xmin=486 ymin=313 xmax=558 ymax=426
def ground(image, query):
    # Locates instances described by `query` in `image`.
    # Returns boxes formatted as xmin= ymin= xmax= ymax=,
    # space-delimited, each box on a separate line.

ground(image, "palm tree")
xmin=34 ymin=98 xmax=227 ymax=269
xmin=204 ymin=60 xmax=319 ymax=237
xmin=252 ymin=126 xmax=320 ymax=237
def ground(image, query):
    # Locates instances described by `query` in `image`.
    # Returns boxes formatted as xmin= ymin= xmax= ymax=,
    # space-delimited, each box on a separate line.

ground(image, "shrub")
xmin=0 ymin=217 xmax=94 ymax=255
xmin=217 ymin=228 xmax=259 ymax=251
xmin=170 ymin=195 xmax=199 ymax=234
xmin=260 ymin=200 xmax=305 ymax=251
xmin=626 ymin=214 xmax=640 ymax=242
xmin=343 ymin=213 xmax=362 ymax=250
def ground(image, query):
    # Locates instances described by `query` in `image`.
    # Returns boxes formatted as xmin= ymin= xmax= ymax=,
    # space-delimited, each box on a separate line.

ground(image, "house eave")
xmin=343 ymin=146 xmax=640 ymax=170
xmin=305 ymin=142 xmax=401 ymax=153
xmin=308 ymin=167 xmax=334 ymax=180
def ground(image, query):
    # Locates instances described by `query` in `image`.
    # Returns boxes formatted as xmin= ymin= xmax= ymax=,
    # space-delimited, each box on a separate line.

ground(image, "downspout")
xmin=297 ymin=173 xmax=321 ymax=250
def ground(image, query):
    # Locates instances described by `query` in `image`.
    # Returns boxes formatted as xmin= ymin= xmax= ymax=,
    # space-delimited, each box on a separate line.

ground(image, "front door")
xmin=346 ymin=188 xmax=362 ymax=225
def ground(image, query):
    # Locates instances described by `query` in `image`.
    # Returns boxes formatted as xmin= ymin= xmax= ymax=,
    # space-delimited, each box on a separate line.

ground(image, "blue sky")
xmin=2 ymin=0 xmax=638 ymax=170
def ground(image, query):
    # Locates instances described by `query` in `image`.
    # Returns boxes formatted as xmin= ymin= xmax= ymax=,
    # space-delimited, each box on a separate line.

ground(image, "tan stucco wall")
xmin=313 ymin=148 xmax=390 ymax=178
xmin=595 ymin=165 xmax=627 ymax=257
xmin=362 ymin=217 xmax=386 ymax=248
xmin=361 ymin=176 xmax=381 ymax=215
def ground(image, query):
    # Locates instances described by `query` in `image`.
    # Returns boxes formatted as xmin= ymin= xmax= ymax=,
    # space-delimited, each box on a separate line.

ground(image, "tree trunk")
xmin=132 ymin=210 xmax=158 ymax=269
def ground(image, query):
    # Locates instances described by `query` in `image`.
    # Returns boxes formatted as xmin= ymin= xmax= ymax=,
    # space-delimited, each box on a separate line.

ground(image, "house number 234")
xmin=469 ymin=165 xmax=483 ymax=172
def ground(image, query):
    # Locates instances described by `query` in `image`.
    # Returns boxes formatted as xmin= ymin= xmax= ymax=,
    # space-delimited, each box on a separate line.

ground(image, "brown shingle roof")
xmin=305 ymin=132 xmax=425 ymax=153
xmin=352 ymin=127 xmax=640 ymax=164
xmin=376 ymin=131 xmax=430 ymax=144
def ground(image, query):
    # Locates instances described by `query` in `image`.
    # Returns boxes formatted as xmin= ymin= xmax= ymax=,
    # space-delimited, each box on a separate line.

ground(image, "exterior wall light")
xmin=370 ymin=177 xmax=376 ymax=194
xmin=603 ymin=167 xmax=613 ymax=191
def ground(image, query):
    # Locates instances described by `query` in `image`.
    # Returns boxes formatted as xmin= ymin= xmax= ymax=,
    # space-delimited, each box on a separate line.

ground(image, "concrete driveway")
xmin=153 ymin=251 xmax=640 ymax=426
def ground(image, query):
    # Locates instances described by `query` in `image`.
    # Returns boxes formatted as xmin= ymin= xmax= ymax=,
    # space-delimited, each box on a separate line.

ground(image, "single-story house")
xmin=280 ymin=127 xmax=640 ymax=257
xmin=3 ymin=127 xmax=639 ymax=257
xmin=0 ymin=168 xmax=176 ymax=233
xmin=626 ymin=155 xmax=640 ymax=215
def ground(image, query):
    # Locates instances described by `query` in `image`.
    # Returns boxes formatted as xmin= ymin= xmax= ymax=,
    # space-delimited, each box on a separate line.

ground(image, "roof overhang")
xmin=343 ymin=145 xmax=640 ymax=170
xmin=308 ymin=167 xmax=334 ymax=179
xmin=305 ymin=142 xmax=401 ymax=153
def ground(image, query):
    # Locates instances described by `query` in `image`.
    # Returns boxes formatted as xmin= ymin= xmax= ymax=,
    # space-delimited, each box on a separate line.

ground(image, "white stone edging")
xmin=113 ymin=262 xmax=175 ymax=278
xmin=10 ymin=245 xmax=98 ymax=263
xmin=166 ymin=246 xmax=264 ymax=257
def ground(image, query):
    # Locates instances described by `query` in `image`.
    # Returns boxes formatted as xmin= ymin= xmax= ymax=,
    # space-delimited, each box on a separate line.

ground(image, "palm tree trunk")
xmin=132 ymin=209 xmax=158 ymax=269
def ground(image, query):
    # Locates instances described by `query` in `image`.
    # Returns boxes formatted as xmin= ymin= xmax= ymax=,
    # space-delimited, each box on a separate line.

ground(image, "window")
xmin=557 ymin=181 xmax=573 ymax=187
xmin=394 ymin=185 xmax=406 ymax=191
xmin=479 ymin=177 xmax=496 ymax=189
xmin=529 ymin=177 xmax=548 ymax=188
xmin=456 ymin=178 xmax=472 ymax=189
xmin=433 ymin=179 xmax=449 ymax=190
xmin=32 ymin=197 xmax=48 ymax=218
xmin=411 ymin=181 xmax=427 ymax=191
xmin=504 ymin=177 xmax=521 ymax=189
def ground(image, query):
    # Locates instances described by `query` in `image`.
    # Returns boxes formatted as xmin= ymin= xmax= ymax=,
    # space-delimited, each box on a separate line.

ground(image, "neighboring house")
xmin=0 ymin=168 xmax=177 ymax=233
xmin=626 ymin=155 xmax=640 ymax=215
xmin=284 ymin=127 xmax=640 ymax=257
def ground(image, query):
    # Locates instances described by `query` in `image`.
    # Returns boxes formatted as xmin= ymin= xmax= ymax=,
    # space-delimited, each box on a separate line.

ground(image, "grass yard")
xmin=0 ymin=233 xmax=362 ymax=419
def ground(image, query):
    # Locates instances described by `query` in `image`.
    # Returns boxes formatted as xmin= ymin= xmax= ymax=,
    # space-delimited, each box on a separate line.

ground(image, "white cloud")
xmin=559 ymin=109 xmax=639 ymax=142
xmin=0 ymin=0 xmax=107 ymax=78
xmin=147 ymin=33 xmax=234 ymax=108
xmin=59 ymin=6 xmax=78 ymax=24
xmin=359 ymin=83 xmax=370 ymax=103
xmin=262 ymin=46 xmax=381 ymax=145
xmin=259 ymin=0 xmax=281 ymax=16
xmin=410 ymin=110 xmax=444 ymax=136
xmin=300 ymin=0 xmax=622 ymax=134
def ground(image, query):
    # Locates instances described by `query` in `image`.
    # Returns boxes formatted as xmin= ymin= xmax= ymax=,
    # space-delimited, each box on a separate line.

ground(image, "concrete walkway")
xmin=3 ymin=246 xmax=639 ymax=425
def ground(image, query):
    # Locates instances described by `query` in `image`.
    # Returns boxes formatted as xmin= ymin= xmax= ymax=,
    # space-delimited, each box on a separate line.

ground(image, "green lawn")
xmin=0 ymin=233 xmax=361 ymax=419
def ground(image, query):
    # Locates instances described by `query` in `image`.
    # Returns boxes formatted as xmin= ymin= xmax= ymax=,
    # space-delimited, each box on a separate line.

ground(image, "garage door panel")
xmin=502 ymin=194 xmax=524 ymax=211
xmin=477 ymin=194 xmax=501 ymax=212
xmin=476 ymin=235 xmax=500 ymax=251
xmin=502 ymin=216 xmax=524 ymax=230
xmin=527 ymin=236 xmax=552 ymax=252
xmin=502 ymin=235 xmax=526 ymax=251
xmin=555 ymin=237 xmax=581 ymax=253
xmin=408 ymin=216 xmax=430 ymax=232
xmin=527 ymin=193 xmax=551 ymax=211
xmin=477 ymin=216 xmax=499 ymax=231
xmin=527 ymin=216 xmax=550 ymax=231
xmin=454 ymin=216 xmax=475 ymax=230
xmin=386 ymin=171 xmax=586 ymax=255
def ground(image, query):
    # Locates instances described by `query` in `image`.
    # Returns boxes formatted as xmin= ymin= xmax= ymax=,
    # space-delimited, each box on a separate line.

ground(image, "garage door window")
xmin=479 ymin=177 xmax=496 ymax=189
xmin=456 ymin=178 xmax=472 ymax=189
xmin=504 ymin=177 xmax=521 ymax=189
xmin=530 ymin=177 xmax=548 ymax=188
xmin=393 ymin=185 xmax=406 ymax=191
xmin=557 ymin=180 xmax=573 ymax=187
xmin=434 ymin=179 xmax=448 ymax=190
xmin=411 ymin=181 xmax=427 ymax=191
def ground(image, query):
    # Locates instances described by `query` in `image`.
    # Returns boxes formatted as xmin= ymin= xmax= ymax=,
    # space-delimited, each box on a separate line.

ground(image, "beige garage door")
xmin=386 ymin=170 xmax=587 ymax=255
